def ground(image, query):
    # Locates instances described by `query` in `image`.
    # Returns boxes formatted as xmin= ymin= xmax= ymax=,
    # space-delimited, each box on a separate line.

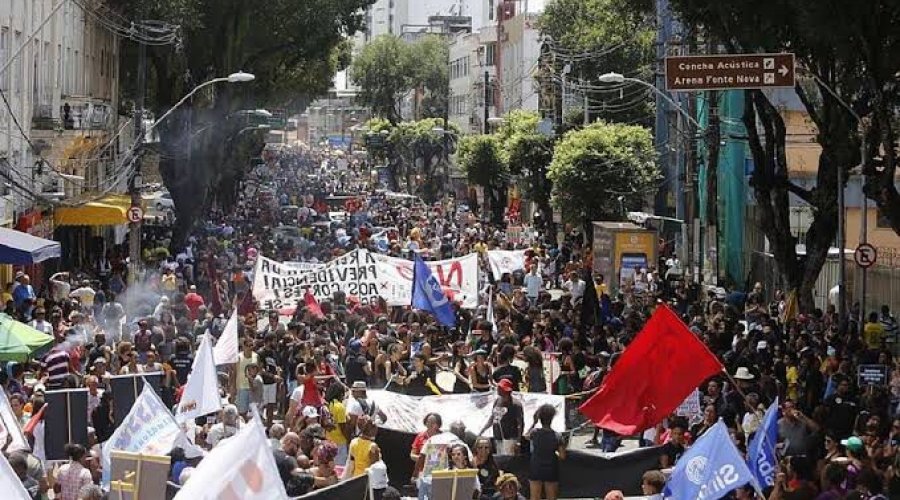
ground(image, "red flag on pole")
xmin=304 ymin=289 xmax=325 ymax=320
xmin=579 ymin=305 xmax=723 ymax=434
xmin=22 ymin=404 xmax=46 ymax=435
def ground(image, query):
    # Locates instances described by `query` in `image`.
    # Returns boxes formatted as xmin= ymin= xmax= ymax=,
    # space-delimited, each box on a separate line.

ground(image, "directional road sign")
xmin=665 ymin=53 xmax=795 ymax=92
xmin=854 ymin=243 xmax=877 ymax=269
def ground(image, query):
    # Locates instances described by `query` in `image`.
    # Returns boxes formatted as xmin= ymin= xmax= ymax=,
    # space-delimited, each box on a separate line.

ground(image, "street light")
xmin=151 ymin=71 xmax=255 ymax=131
xmin=599 ymin=72 xmax=702 ymax=130
xmin=127 ymin=70 xmax=254 ymax=286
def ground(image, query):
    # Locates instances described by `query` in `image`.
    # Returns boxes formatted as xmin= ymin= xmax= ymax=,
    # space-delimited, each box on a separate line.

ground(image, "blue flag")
xmin=411 ymin=253 xmax=457 ymax=327
xmin=664 ymin=420 xmax=759 ymax=500
xmin=747 ymin=398 xmax=779 ymax=489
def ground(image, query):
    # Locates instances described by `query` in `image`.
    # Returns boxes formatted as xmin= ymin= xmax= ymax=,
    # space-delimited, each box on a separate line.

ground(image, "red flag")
xmin=23 ymin=404 xmax=46 ymax=435
xmin=304 ymin=289 xmax=325 ymax=320
xmin=579 ymin=305 xmax=723 ymax=434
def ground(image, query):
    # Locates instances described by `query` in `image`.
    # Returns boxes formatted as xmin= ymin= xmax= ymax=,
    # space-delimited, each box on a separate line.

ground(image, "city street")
xmin=0 ymin=1 xmax=899 ymax=500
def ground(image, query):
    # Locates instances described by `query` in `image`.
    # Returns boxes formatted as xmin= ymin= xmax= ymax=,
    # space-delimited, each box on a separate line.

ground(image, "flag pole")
xmin=722 ymin=369 xmax=760 ymax=414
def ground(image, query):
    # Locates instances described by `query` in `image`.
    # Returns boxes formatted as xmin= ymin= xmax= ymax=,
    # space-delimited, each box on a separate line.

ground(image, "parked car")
xmin=143 ymin=191 xmax=175 ymax=211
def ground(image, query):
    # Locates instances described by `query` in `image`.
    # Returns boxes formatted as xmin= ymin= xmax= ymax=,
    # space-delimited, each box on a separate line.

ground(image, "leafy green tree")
xmin=646 ymin=0 xmax=900 ymax=310
xmin=458 ymin=135 xmax=507 ymax=223
xmin=548 ymin=122 xmax=659 ymax=235
xmin=538 ymin=0 xmax=655 ymax=125
xmin=350 ymin=35 xmax=449 ymax=123
xmin=109 ymin=0 xmax=372 ymax=241
xmin=409 ymin=36 xmax=450 ymax=120
xmin=494 ymin=111 xmax=555 ymax=236
xmin=350 ymin=35 xmax=415 ymax=124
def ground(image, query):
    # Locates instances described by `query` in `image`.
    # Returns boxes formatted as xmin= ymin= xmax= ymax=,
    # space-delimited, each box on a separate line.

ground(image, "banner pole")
xmin=66 ymin=392 xmax=72 ymax=445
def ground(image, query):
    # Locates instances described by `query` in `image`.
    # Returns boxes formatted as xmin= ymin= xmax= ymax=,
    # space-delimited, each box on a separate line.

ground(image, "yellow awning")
xmin=54 ymin=194 xmax=133 ymax=226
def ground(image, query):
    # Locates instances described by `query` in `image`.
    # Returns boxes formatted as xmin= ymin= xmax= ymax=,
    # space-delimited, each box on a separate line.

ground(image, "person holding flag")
xmin=664 ymin=420 xmax=761 ymax=499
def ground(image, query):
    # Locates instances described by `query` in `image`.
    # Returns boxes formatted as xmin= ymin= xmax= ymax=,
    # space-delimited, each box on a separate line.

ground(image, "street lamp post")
xmin=599 ymin=72 xmax=703 ymax=282
xmin=128 ymin=71 xmax=255 ymax=285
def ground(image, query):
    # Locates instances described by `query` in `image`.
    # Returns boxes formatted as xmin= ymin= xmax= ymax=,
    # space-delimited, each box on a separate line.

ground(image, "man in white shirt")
xmin=523 ymin=265 xmax=543 ymax=306
xmin=69 ymin=280 xmax=96 ymax=312
xmin=49 ymin=272 xmax=72 ymax=303
xmin=29 ymin=308 xmax=53 ymax=335
xmin=563 ymin=271 xmax=586 ymax=305
xmin=206 ymin=405 xmax=242 ymax=447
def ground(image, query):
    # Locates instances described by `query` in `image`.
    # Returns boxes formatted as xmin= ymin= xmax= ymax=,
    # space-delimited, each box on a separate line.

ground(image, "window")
xmin=485 ymin=43 xmax=495 ymax=66
xmin=488 ymin=0 xmax=495 ymax=20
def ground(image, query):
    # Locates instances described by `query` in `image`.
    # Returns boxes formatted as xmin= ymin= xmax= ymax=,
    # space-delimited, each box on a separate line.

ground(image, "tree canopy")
xmin=647 ymin=0 xmax=900 ymax=309
xmin=548 ymin=121 xmax=659 ymax=233
xmin=350 ymin=35 xmax=449 ymax=124
xmin=107 ymin=0 xmax=372 ymax=241
xmin=538 ymin=0 xmax=656 ymax=125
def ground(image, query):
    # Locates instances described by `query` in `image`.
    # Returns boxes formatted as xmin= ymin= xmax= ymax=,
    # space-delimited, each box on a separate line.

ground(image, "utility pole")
xmin=858 ymin=120 xmax=869 ymax=326
xmin=128 ymin=22 xmax=147 ymax=286
xmin=483 ymin=71 xmax=490 ymax=134
xmin=837 ymin=159 xmax=847 ymax=327
xmin=706 ymin=89 xmax=720 ymax=285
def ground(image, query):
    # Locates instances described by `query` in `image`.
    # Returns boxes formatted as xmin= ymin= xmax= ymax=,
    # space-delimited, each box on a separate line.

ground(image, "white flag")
xmin=0 ymin=452 xmax=31 ymax=500
xmin=213 ymin=310 xmax=239 ymax=365
xmin=174 ymin=415 xmax=286 ymax=500
xmin=486 ymin=291 xmax=498 ymax=340
xmin=101 ymin=383 xmax=203 ymax=484
xmin=486 ymin=249 xmax=527 ymax=280
xmin=0 ymin=390 xmax=29 ymax=452
xmin=176 ymin=334 xmax=222 ymax=422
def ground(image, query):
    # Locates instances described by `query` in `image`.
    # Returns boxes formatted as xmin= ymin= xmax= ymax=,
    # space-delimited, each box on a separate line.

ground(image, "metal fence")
xmin=747 ymin=249 xmax=900 ymax=315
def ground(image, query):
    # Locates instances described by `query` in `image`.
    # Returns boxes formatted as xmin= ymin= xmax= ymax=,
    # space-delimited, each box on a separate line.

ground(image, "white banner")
xmin=486 ymin=249 xmax=527 ymax=280
xmin=253 ymin=249 xmax=382 ymax=311
xmin=176 ymin=334 xmax=222 ymax=422
xmin=365 ymin=390 xmax=565 ymax=438
xmin=174 ymin=416 xmax=286 ymax=500
xmin=0 ymin=453 xmax=30 ymax=500
xmin=254 ymin=250 xmax=481 ymax=311
xmin=676 ymin=388 xmax=702 ymax=419
xmin=374 ymin=252 xmax=479 ymax=309
xmin=102 ymin=384 xmax=202 ymax=484
xmin=213 ymin=310 xmax=239 ymax=365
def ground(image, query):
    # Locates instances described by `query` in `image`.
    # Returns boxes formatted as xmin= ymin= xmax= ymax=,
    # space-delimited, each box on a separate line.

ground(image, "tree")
xmin=109 ymin=0 xmax=372 ymax=242
xmin=648 ymin=0 xmax=900 ymax=310
xmin=494 ymin=111 xmax=555 ymax=237
xmin=538 ymin=0 xmax=656 ymax=125
xmin=458 ymin=135 xmax=507 ymax=223
xmin=409 ymin=36 xmax=450 ymax=120
xmin=547 ymin=122 xmax=659 ymax=236
xmin=350 ymin=35 xmax=449 ymax=123
xmin=349 ymin=35 xmax=414 ymax=123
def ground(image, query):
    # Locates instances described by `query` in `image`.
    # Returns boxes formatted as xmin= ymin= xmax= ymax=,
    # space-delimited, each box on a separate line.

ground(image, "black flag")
xmin=580 ymin=269 xmax=601 ymax=327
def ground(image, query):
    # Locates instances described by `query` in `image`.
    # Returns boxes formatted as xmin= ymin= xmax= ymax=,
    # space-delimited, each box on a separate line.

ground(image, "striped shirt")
xmin=42 ymin=349 xmax=71 ymax=388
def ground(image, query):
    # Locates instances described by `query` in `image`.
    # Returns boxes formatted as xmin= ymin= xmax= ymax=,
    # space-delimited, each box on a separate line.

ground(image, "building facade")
xmin=0 ymin=0 xmax=120 ymax=217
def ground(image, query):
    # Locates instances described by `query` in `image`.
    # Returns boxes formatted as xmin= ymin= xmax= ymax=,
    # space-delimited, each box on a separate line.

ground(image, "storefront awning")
xmin=54 ymin=194 xmax=132 ymax=226
xmin=0 ymin=228 xmax=61 ymax=264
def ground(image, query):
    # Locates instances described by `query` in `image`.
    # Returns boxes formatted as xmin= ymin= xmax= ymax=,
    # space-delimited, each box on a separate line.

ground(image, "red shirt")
xmin=184 ymin=292 xmax=205 ymax=320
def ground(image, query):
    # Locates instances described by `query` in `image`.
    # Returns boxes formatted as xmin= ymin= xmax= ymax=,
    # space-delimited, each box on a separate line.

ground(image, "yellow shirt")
xmin=863 ymin=322 xmax=885 ymax=349
xmin=348 ymin=436 xmax=377 ymax=477
xmin=786 ymin=366 xmax=799 ymax=401
xmin=1 ymin=291 xmax=12 ymax=305
xmin=326 ymin=400 xmax=348 ymax=446
xmin=595 ymin=283 xmax=608 ymax=297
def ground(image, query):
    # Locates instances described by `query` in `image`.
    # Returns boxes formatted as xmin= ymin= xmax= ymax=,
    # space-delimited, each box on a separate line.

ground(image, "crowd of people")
xmin=1 ymin=142 xmax=900 ymax=500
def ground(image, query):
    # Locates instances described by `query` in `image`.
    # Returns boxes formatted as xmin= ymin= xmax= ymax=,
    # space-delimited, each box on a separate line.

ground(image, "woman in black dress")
xmin=468 ymin=350 xmax=493 ymax=392
xmin=524 ymin=404 xmax=567 ymax=500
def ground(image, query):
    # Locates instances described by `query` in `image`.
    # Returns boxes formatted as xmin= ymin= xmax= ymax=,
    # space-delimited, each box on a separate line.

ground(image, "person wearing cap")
xmin=495 ymin=472 xmax=526 ymax=500
xmin=479 ymin=378 xmax=524 ymax=456
xmin=12 ymin=274 xmax=35 ymax=310
xmin=346 ymin=381 xmax=386 ymax=434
